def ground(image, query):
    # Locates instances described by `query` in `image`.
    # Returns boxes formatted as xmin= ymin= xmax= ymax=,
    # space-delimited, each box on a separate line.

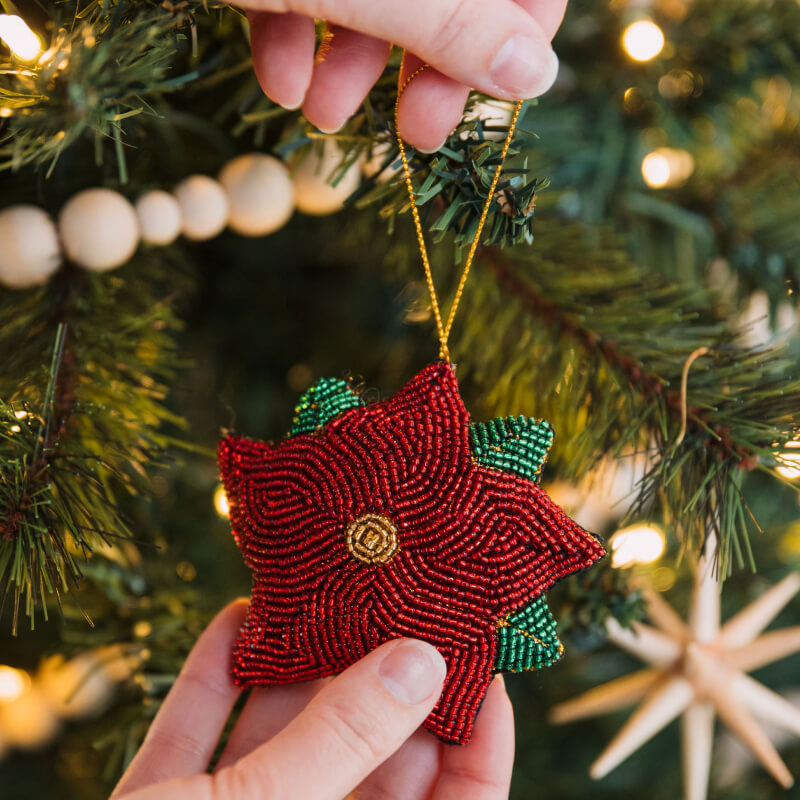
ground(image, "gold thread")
xmin=316 ymin=28 xmax=334 ymax=63
xmin=396 ymin=62 xmax=524 ymax=361
xmin=345 ymin=513 xmax=400 ymax=565
xmin=496 ymin=615 xmax=548 ymax=647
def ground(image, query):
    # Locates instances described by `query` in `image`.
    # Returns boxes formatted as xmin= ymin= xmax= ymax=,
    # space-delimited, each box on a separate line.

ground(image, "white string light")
xmin=0 ymin=666 xmax=29 ymax=703
xmin=610 ymin=524 xmax=666 ymax=567
xmin=622 ymin=20 xmax=665 ymax=62
xmin=777 ymin=439 xmax=800 ymax=480
xmin=642 ymin=147 xmax=695 ymax=188
xmin=214 ymin=484 xmax=230 ymax=517
xmin=0 ymin=14 xmax=42 ymax=62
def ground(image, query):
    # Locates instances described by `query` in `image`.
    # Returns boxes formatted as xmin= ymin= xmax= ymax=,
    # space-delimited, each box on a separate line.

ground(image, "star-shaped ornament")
xmin=219 ymin=362 xmax=605 ymax=743
xmin=551 ymin=533 xmax=800 ymax=798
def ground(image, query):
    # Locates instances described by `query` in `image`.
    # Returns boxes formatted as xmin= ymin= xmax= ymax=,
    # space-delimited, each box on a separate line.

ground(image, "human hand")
xmin=230 ymin=0 xmax=567 ymax=151
xmin=112 ymin=599 xmax=515 ymax=800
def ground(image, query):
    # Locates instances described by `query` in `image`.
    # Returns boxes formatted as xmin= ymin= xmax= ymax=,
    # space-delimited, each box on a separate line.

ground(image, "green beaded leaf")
xmin=494 ymin=596 xmax=564 ymax=672
xmin=289 ymin=377 xmax=363 ymax=436
xmin=470 ymin=416 xmax=554 ymax=484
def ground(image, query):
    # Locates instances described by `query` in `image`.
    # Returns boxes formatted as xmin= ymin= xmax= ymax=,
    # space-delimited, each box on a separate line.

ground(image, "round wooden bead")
xmin=463 ymin=99 xmax=515 ymax=141
xmin=0 ymin=205 xmax=61 ymax=289
xmin=58 ymin=189 xmax=140 ymax=272
xmin=219 ymin=153 xmax=295 ymax=237
xmin=173 ymin=175 xmax=229 ymax=241
xmin=135 ymin=190 xmax=182 ymax=246
xmin=293 ymin=141 xmax=363 ymax=216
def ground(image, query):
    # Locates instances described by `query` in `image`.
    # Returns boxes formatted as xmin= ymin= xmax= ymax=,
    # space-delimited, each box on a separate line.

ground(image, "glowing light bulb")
xmin=641 ymin=152 xmax=671 ymax=188
xmin=610 ymin=524 xmax=665 ymax=567
xmin=0 ymin=14 xmax=43 ymax=62
xmin=622 ymin=20 xmax=665 ymax=62
xmin=0 ymin=666 xmax=30 ymax=703
xmin=641 ymin=147 xmax=695 ymax=188
xmin=777 ymin=440 xmax=800 ymax=480
xmin=214 ymin=483 xmax=230 ymax=517
xmin=14 ymin=410 xmax=27 ymax=419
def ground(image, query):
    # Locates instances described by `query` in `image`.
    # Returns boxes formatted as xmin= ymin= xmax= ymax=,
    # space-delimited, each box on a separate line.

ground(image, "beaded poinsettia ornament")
xmin=219 ymin=362 xmax=604 ymax=743
xmin=219 ymin=69 xmax=605 ymax=744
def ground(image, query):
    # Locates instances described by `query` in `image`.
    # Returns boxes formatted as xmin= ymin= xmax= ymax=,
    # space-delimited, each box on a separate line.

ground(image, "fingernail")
xmin=315 ymin=120 xmax=345 ymax=135
xmin=379 ymin=640 xmax=446 ymax=705
xmin=490 ymin=35 xmax=559 ymax=97
xmin=494 ymin=673 xmax=506 ymax=690
xmin=417 ymin=139 xmax=448 ymax=155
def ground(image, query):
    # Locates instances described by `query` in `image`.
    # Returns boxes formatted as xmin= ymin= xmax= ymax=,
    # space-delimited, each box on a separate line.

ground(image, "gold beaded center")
xmin=345 ymin=513 xmax=399 ymax=565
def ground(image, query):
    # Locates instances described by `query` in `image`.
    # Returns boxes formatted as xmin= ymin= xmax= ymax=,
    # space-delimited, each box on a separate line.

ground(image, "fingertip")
xmin=208 ymin=598 xmax=249 ymax=637
xmin=302 ymin=26 xmax=390 ymax=134
xmin=489 ymin=673 xmax=514 ymax=724
xmin=375 ymin=638 xmax=447 ymax=707
xmin=249 ymin=11 xmax=315 ymax=109
xmin=396 ymin=59 xmax=468 ymax=151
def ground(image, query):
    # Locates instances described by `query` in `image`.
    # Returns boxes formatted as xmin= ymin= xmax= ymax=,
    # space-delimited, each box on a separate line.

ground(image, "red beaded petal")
xmin=218 ymin=361 xmax=604 ymax=744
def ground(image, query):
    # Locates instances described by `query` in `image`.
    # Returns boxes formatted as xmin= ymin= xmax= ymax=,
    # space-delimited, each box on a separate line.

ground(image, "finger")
xmin=397 ymin=52 xmax=469 ymax=152
xmin=248 ymin=10 xmax=316 ymax=109
xmin=432 ymin=675 xmax=515 ymax=800
xmin=355 ymin=728 xmax=442 ymax=800
xmin=302 ymin=25 xmax=391 ymax=133
xmin=513 ymin=0 xmax=569 ymax=41
xmin=235 ymin=0 xmax=559 ymax=101
xmin=111 ymin=600 xmax=248 ymax=798
xmin=214 ymin=677 xmax=330 ymax=769
xmin=212 ymin=638 xmax=446 ymax=800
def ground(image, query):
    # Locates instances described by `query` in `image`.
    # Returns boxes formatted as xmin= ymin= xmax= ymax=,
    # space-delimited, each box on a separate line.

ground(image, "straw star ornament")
xmin=551 ymin=533 xmax=800 ymax=799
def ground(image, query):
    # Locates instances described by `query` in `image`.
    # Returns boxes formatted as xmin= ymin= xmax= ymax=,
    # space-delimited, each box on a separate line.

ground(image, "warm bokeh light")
xmin=14 ymin=410 xmax=27 ymax=419
xmin=650 ymin=566 xmax=677 ymax=592
xmin=0 ymin=665 xmax=30 ymax=703
xmin=0 ymin=14 xmax=43 ymax=61
xmin=176 ymin=560 xmax=197 ymax=582
xmin=777 ymin=439 xmax=800 ymax=480
xmin=622 ymin=20 xmax=665 ymax=62
xmin=610 ymin=524 xmax=666 ymax=567
xmin=642 ymin=152 xmax=671 ymax=188
xmin=214 ymin=483 xmax=230 ymax=517
xmin=641 ymin=147 xmax=695 ymax=188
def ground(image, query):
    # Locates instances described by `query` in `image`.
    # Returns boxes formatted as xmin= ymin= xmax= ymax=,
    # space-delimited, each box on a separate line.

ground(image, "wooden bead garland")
xmin=0 ymin=148 xmax=360 ymax=289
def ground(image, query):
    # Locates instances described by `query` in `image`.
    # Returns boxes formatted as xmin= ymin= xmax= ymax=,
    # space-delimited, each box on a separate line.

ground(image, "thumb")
xmin=118 ymin=639 xmax=446 ymax=800
xmin=214 ymin=638 xmax=447 ymax=800
xmin=235 ymin=0 xmax=559 ymax=100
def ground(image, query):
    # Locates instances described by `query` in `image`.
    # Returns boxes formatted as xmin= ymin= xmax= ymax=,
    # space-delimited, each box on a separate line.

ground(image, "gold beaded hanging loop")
xmin=395 ymin=63 xmax=524 ymax=362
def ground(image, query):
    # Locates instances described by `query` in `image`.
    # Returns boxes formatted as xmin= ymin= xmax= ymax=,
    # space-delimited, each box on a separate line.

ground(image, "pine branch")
xmin=402 ymin=222 xmax=800 ymax=576
xmin=0 ymin=0 xmax=237 ymax=176
xmin=0 ymin=252 xmax=187 ymax=632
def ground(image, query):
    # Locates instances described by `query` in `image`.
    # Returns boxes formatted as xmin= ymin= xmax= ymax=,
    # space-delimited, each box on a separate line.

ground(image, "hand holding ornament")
xmin=111 ymin=600 xmax=515 ymax=800
xmin=231 ymin=0 xmax=566 ymax=151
